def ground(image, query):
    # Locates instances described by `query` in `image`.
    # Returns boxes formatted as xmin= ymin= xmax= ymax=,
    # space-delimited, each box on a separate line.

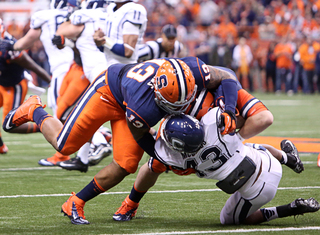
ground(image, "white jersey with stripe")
xmin=102 ymin=2 xmax=147 ymax=66
xmin=30 ymin=9 xmax=73 ymax=78
xmin=138 ymin=38 xmax=183 ymax=61
xmin=69 ymin=8 xmax=107 ymax=82
xmin=155 ymin=107 xmax=262 ymax=182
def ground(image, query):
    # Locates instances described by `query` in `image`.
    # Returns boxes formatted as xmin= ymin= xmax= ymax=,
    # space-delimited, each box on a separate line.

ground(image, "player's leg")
xmin=220 ymin=149 xmax=282 ymax=225
xmin=113 ymin=158 xmax=166 ymax=221
xmin=41 ymin=63 xmax=90 ymax=167
xmin=61 ymin=116 xmax=145 ymax=224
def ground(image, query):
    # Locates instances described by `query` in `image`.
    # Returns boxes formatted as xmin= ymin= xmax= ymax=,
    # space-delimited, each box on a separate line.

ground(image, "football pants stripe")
xmin=57 ymin=74 xmax=106 ymax=150
xmin=240 ymin=98 xmax=260 ymax=118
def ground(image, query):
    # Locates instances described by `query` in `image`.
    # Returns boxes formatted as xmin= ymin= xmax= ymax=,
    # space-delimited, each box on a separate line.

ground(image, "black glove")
xmin=51 ymin=35 xmax=65 ymax=47
xmin=0 ymin=39 xmax=14 ymax=58
xmin=218 ymin=110 xmax=237 ymax=135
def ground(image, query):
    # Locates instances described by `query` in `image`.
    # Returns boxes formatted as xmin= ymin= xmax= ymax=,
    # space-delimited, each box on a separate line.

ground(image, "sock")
xmin=260 ymin=207 xmax=278 ymax=221
xmin=77 ymin=142 xmax=90 ymax=164
xmin=276 ymin=203 xmax=296 ymax=218
xmin=280 ymin=150 xmax=287 ymax=164
xmin=128 ymin=184 xmax=147 ymax=203
xmin=26 ymin=123 xmax=40 ymax=133
xmin=76 ymin=177 xmax=106 ymax=202
xmin=0 ymin=137 xmax=3 ymax=146
xmin=33 ymin=107 xmax=53 ymax=131
xmin=92 ymin=130 xmax=107 ymax=146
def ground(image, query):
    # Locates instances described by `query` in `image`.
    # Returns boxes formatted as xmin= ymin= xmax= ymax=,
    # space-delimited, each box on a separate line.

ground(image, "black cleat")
xmin=57 ymin=157 xmax=88 ymax=173
xmin=281 ymin=139 xmax=304 ymax=173
xmin=88 ymin=143 xmax=112 ymax=166
xmin=290 ymin=197 xmax=320 ymax=215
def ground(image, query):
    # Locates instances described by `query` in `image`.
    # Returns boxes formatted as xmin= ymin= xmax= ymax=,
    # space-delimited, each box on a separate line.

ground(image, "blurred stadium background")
xmin=2 ymin=0 xmax=320 ymax=94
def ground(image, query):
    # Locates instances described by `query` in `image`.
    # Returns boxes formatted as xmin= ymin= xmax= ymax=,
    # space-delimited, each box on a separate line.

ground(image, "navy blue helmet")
xmin=161 ymin=113 xmax=204 ymax=153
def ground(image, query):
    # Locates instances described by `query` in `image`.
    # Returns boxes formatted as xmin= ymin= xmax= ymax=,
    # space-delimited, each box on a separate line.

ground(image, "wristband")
xmin=110 ymin=43 xmax=125 ymax=57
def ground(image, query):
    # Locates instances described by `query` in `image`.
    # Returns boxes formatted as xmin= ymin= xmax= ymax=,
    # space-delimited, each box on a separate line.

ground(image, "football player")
xmin=3 ymin=55 xmax=239 ymax=225
xmin=147 ymin=111 xmax=319 ymax=225
xmin=92 ymin=0 xmax=147 ymax=67
xmin=137 ymin=24 xmax=185 ymax=62
xmin=0 ymin=0 xmax=78 ymax=165
xmin=50 ymin=0 xmax=111 ymax=172
xmin=0 ymin=18 xmax=51 ymax=154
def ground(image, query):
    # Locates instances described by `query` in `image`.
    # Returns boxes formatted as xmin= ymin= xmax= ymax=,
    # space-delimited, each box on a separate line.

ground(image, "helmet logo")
xmin=156 ymin=74 xmax=168 ymax=89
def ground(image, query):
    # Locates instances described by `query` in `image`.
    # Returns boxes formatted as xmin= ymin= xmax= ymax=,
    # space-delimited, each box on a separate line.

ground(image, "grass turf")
xmin=0 ymin=92 xmax=320 ymax=235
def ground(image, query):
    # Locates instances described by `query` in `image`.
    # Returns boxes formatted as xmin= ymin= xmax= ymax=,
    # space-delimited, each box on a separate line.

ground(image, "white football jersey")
xmin=138 ymin=38 xmax=183 ymax=61
xmin=101 ymin=2 xmax=147 ymax=66
xmin=70 ymin=8 xmax=107 ymax=82
xmin=155 ymin=107 xmax=262 ymax=181
xmin=30 ymin=9 xmax=73 ymax=78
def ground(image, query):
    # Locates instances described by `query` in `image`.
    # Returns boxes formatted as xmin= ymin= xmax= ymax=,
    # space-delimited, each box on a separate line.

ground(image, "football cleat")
xmin=38 ymin=152 xmax=70 ymax=166
xmin=317 ymin=153 xmax=320 ymax=168
xmin=3 ymin=95 xmax=45 ymax=132
xmin=113 ymin=195 xmax=139 ymax=221
xmin=0 ymin=143 xmax=8 ymax=154
xmin=290 ymin=197 xmax=320 ymax=216
xmin=280 ymin=139 xmax=304 ymax=173
xmin=61 ymin=192 xmax=89 ymax=225
xmin=57 ymin=156 xmax=88 ymax=172
xmin=88 ymin=143 xmax=112 ymax=166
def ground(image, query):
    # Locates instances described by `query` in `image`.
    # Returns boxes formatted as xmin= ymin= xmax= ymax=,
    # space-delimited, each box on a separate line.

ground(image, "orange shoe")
xmin=38 ymin=152 xmax=70 ymax=166
xmin=3 ymin=95 xmax=45 ymax=131
xmin=317 ymin=153 xmax=320 ymax=167
xmin=61 ymin=192 xmax=89 ymax=225
xmin=0 ymin=144 xmax=8 ymax=154
xmin=113 ymin=195 xmax=139 ymax=221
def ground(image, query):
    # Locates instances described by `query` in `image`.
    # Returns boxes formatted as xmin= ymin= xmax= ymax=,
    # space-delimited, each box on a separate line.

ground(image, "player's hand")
xmin=52 ymin=35 xmax=65 ymax=49
xmin=93 ymin=28 xmax=106 ymax=47
xmin=218 ymin=110 xmax=237 ymax=135
xmin=52 ymin=35 xmax=64 ymax=46
xmin=169 ymin=166 xmax=196 ymax=175
xmin=0 ymin=39 xmax=14 ymax=58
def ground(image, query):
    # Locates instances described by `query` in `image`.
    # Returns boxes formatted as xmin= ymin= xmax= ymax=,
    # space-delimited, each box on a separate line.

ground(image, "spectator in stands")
xmin=6 ymin=19 xmax=23 ymax=39
xmin=197 ymin=0 xmax=219 ymax=28
xmin=299 ymin=37 xmax=320 ymax=93
xmin=194 ymin=31 xmax=211 ymax=64
xmin=232 ymin=37 xmax=253 ymax=92
xmin=292 ymin=36 xmax=304 ymax=94
xmin=210 ymin=36 xmax=233 ymax=68
xmin=265 ymin=41 xmax=277 ymax=92
xmin=274 ymin=35 xmax=294 ymax=94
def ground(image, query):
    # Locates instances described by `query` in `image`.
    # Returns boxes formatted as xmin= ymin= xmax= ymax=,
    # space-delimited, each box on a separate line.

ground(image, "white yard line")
xmin=1 ymin=186 xmax=320 ymax=199
xmin=113 ymin=227 xmax=320 ymax=235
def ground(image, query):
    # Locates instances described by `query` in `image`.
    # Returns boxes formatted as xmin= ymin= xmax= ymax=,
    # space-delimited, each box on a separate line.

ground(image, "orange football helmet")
xmin=154 ymin=58 xmax=197 ymax=114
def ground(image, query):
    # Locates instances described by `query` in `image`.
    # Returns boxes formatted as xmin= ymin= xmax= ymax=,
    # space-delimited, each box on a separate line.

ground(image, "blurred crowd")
xmin=3 ymin=0 xmax=320 ymax=94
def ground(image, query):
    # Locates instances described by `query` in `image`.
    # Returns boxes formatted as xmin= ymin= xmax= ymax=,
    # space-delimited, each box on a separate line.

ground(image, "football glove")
xmin=168 ymin=166 xmax=196 ymax=176
xmin=51 ymin=35 xmax=65 ymax=47
xmin=0 ymin=39 xmax=14 ymax=58
xmin=218 ymin=110 xmax=237 ymax=135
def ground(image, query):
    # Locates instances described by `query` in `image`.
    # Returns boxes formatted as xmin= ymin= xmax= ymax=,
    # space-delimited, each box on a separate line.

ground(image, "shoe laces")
xmin=115 ymin=199 xmax=138 ymax=215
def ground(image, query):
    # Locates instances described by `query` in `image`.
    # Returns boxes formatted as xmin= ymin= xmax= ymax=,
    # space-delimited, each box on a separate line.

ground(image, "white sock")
xmin=92 ymin=131 xmax=107 ymax=146
xmin=261 ymin=207 xmax=279 ymax=221
xmin=77 ymin=142 xmax=90 ymax=164
xmin=281 ymin=150 xmax=288 ymax=164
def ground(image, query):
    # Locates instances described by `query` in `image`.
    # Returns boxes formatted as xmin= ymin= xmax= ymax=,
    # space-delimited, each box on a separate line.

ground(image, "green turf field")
xmin=0 ymin=92 xmax=320 ymax=235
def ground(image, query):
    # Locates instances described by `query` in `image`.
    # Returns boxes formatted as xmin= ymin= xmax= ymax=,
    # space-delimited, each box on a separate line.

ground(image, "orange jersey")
xmin=274 ymin=43 xmax=293 ymax=68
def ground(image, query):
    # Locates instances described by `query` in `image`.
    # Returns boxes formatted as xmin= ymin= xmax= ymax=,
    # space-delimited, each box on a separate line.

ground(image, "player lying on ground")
xmin=146 ymin=109 xmax=319 ymax=224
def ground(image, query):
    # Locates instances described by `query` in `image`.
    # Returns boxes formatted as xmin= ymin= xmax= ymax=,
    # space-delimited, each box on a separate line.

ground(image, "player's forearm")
xmin=14 ymin=28 xmax=41 ymax=51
